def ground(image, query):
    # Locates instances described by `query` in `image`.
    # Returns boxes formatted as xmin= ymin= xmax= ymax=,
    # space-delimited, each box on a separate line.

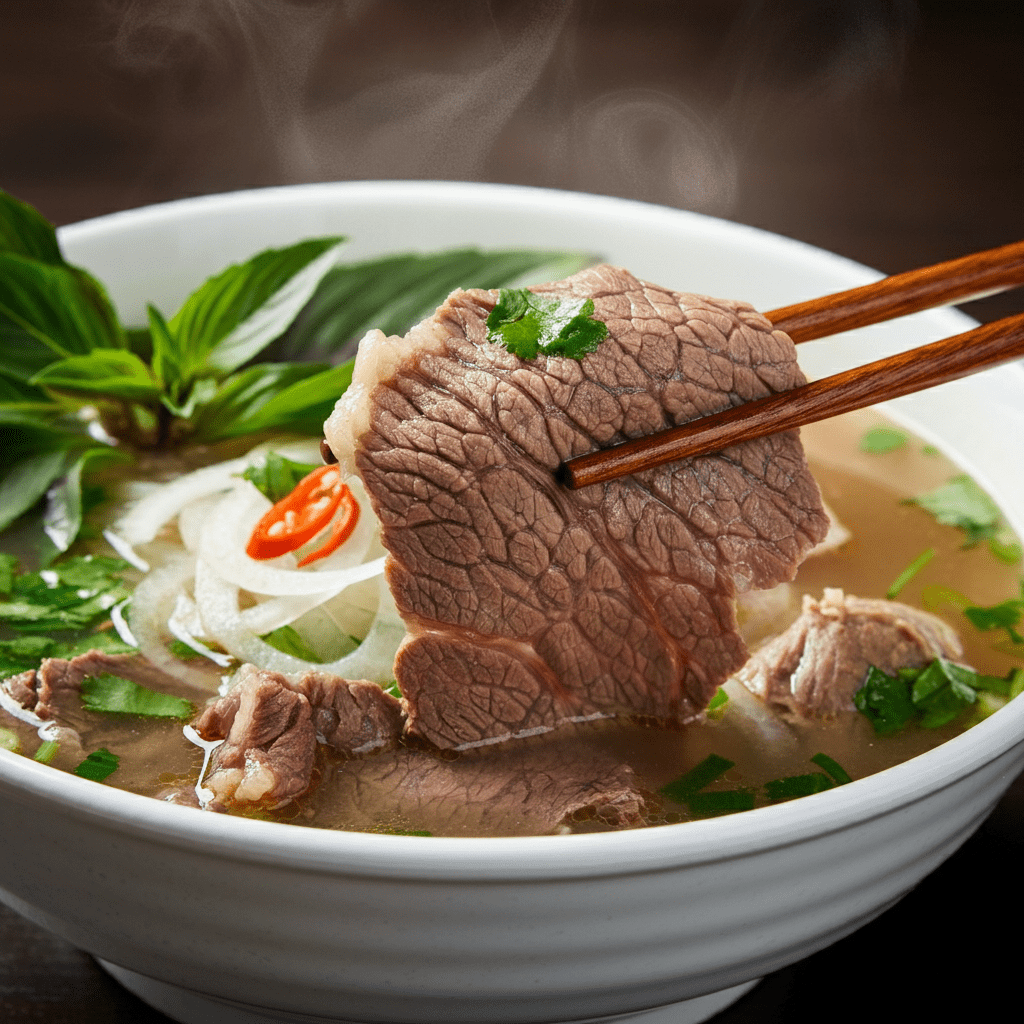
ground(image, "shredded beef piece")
xmin=325 ymin=734 xmax=646 ymax=836
xmin=737 ymin=588 xmax=964 ymax=718
xmin=190 ymin=664 xmax=404 ymax=811
xmin=325 ymin=264 xmax=828 ymax=749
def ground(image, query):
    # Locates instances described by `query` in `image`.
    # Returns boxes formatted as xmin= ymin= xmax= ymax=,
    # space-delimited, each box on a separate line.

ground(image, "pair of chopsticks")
xmin=560 ymin=240 xmax=1024 ymax=488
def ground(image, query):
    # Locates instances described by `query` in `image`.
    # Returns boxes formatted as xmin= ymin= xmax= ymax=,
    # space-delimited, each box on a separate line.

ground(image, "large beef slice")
xmin=325 ymin=265 xmax=828 ymax=748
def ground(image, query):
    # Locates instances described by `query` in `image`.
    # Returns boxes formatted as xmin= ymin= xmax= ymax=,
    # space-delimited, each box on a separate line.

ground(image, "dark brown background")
xmin=2 ymin=1 xmax=1023 ymax=1021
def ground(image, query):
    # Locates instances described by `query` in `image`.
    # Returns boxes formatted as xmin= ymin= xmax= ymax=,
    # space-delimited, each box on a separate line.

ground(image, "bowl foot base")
xmin=99 ymin=959 xmax=758 ymax=1024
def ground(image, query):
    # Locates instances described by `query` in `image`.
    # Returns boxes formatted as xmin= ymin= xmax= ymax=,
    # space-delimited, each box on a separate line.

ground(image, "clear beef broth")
xmin=38 ymin=411 xmax=1022 ymax=836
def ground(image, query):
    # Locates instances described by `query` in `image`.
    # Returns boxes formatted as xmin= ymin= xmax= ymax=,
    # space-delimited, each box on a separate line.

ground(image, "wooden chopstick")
xmin=560 ymin=312 xmax=1024 ymax=489
xmin=766 ymin=239 xmax=1024 ymax=343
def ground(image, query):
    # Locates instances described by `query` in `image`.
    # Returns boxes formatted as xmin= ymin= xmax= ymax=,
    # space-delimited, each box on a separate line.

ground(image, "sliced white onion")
xmin=110 ymin=598 xmax=139 ymax=648
xmin=168 ymin=592 xmax=234 ymax=668
xmin=721 ymin=677 xmax=798 ymax=754
xmin=198 ymin=477 xmax=382 ymax=596
xmin=195 ymin=560 xmax=402 ymax=683
xmin=126 ymin=553 xmax=223 ymax=691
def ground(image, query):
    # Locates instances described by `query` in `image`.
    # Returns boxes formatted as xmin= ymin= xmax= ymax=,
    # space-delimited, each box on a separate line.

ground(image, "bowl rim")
xmin=2 ymin=179 xmax=1022 ymax=882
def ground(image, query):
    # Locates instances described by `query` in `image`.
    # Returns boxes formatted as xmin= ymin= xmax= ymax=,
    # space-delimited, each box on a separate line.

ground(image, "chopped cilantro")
xmin=80 ymin=673 xmax=194 ymax=719
xmin=906 ymin=475 xmax=1021 ymax=564
xmin=33 ymin=739 xmax=59 ymax=764
xmin=764 ymin=772 xmax=834 ymax=801
xmin=485 ymin=288 xmax=608 ymax=361
xmin=0 ymin=554 xmax=131 ymax=633
xmin=659 ymin=753 xmax=735 ymax=803
xmin=854 ymin=658 xmax=1019 ymax=735
xmin=853 ymin=665 xmax=917 ymax=735
xmin=964 ymin=597 xmax=1024 ymax=644
xmin=1011 ymin=668 xmax=1024 ymax=700
xmin=859 ymin=426 xmax=908 ymax=454
xmin=73 ymin=747 xmax=119 ymax=782
xmin=241 ymin=452 xmax=320 ymax=503
xmin=886 ymin=547 xmax=936 ymax=599
xmin=810 ymin=752 xmax=852 ymax=785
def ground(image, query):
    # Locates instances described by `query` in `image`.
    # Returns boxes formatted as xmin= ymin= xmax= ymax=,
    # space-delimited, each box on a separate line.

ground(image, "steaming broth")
xmin=13 ymin=409 xmax=1017 ymax=837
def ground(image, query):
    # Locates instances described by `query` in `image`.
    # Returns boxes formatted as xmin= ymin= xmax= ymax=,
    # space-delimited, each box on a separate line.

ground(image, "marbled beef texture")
xmin=331 ymin=266 xmax=828 ymax=749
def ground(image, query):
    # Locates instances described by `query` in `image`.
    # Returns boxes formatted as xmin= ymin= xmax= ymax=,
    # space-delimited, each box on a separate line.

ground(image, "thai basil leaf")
xmin=189 ymin=361 xmax=330 ymax=441
xmin=0 ymin=553 xmax=16 ymax=595
xmin=0 ymin=449 xmax=70 ymax=533
xmin=167 ymin=238 xmax=345 ymax=375
xmin=242 ymin=452 xmax=320 ymax=502
xmin=198 ymin=360 xmax=354 ymax=440
xmin=281 ymin=247 xmax=595 ymax=360
xmin=0 ymin=252 xmax=125 ymax=357
xmin=147 ymin=302 xmax=184 ymax=394
xmin=0 ymin=189 xmax=64 ymax=265
xmin=43 ymin=446 xmax=134 ymax=552
xmin=30 ymin=350 xmax=162 ymax=402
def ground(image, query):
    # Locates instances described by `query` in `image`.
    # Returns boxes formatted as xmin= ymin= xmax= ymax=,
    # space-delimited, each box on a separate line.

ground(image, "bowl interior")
xmin=2 ymin=179 xmax=1019 ymax=876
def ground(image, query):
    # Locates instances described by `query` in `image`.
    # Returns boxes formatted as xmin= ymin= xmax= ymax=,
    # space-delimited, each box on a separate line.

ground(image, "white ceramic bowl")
xmin=2 ymin=182 xmax=1023 ymax=1024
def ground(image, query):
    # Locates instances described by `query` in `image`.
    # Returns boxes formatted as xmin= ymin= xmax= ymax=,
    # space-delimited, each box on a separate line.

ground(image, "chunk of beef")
xmin=190 ymin=664 xmax=404 ymax=810
xmin=737 ymin=588 xmax=964 ymax=718
xmin=324 ymin=733 xmax=646 ymax=836
xmin=191 ymin=666 xmax=317 ymax=810
xmin=325 ymin=265 xmax=828 ymax=749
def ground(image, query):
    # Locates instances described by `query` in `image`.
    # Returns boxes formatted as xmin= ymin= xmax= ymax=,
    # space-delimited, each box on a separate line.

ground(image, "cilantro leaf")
xmin=486 ymin=289 xmax=608 ymax=360
xmin=853 ymin=665 xmax=917 ymax=735
xmin=963 ymin=598 xmax=1024 ymax=644
xmin=73 ymin=747 xmax=120 ymax=781
xmin=907 ymin=475 xmax=1021 ymax=564
xmin=0 ymin=635 xmax=58 ymax=676
xmin=859 ymin=426 xmax=908 ymax=454
xmin=80 ymin=674 xmax=194 ymax=719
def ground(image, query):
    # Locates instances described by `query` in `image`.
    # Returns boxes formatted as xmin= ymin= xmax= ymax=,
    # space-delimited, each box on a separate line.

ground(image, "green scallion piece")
xmin=687 ymin=790 xmax=756 ymax=815
xmin=73 ymin=747 xmax=120 ymax=782
xmin=659 ymin=753 xmax=735 ymax=803
xmin=886 ymin=547 xmax=936 ymax=599
xmin=764 ymin=773 xmax=834 ymax=801
xmin=33 ymin=739 xmax=59 ymax=764
xmin=810 ymin=752 xmax=852 ymax=785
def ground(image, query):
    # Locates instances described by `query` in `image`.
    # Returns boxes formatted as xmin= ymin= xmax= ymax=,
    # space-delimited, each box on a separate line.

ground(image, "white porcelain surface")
xmin=1 ymin=182 xmax=1023 ymax=1024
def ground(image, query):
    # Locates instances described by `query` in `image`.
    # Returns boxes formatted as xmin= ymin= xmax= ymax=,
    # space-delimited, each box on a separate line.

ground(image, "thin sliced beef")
xmin=322 ymin=734 xmax=646 ymax=836
xmin=190 ymin=664 xmax=404 ymax=811
xmin=325 ymin=264 xmax=828 ymax=749
xmin=737 ymin=588 xmax=964 ymax=718
xmin=1 ymin=650 xmax=198 ymax=762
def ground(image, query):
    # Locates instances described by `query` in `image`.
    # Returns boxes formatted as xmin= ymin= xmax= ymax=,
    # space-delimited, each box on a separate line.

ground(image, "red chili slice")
xmin=246 ymin=466 xmax=356 ymax=561
xmin=296 ymin=488 xmax=360 ymax=567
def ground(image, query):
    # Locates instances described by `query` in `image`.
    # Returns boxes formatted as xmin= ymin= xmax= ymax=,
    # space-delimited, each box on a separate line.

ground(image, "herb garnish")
xmin=73 ymin=747 xmax=120 ymax=782
xmin=886 ymin=547 xmax=936 ymax=599
xmin=0 ymin=190 xmax=595 ymax=552
xmin=485 ymin=288 xmax=608 ymax=360
xmin=80 ymin=674 xmax=194 ymax=720
xmin=659 ymin=752 xmax=853 ymax=816
xmin=859 ymin=426 xmax=908 ymax=453
xmin=853 ymin=657 xmax=1016 ymax=734
xmin=906 ymin=475 xmax=1021 ymax=564
xmin=241 ymin=452 xmax=320 ymax=503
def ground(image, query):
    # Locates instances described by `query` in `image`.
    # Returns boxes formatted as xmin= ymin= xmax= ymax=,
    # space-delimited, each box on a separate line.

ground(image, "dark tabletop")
xmin=2 ymin=1 xmax=1023 ymax=1021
